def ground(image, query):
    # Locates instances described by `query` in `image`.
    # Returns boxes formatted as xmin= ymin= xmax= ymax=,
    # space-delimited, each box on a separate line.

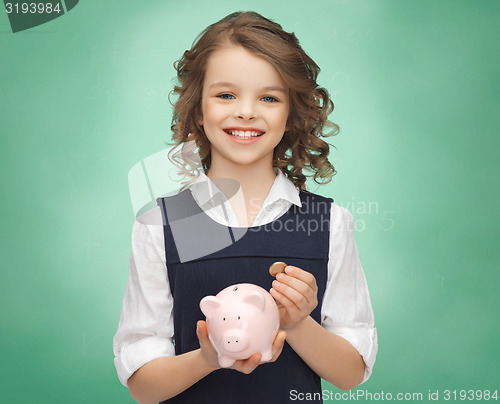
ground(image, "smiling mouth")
xmin=223 ymin=129 xmax=265 ymax=139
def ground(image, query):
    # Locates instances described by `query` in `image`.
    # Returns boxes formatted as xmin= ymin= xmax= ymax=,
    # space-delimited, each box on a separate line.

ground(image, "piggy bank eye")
xmin=238 ymin=316 xmax=240 ymax=320
xmin=223 ymin=317 xmax=226 ymax=321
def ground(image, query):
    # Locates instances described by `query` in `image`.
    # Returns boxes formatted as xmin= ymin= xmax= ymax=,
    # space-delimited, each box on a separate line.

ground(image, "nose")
xmin=225 ymin=336 xmax=241 ymax=349
xmin=223 ymin=331 xmax=249 ymax=353
xmin=236 ymin=98 xmax=256 ymax=120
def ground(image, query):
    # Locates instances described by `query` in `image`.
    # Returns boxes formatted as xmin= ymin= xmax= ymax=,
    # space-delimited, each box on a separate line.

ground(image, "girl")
xmin=113 ymin=11 xmax=377 ymax=404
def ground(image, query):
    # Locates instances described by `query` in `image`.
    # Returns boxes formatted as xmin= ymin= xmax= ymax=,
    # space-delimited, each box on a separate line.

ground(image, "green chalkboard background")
xmin=1 ymin=0 xmax=499 ymax=402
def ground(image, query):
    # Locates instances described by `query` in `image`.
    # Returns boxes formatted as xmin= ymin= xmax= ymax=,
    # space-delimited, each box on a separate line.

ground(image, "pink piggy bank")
xmin=200 ymin=283 xmax=280 ymax=368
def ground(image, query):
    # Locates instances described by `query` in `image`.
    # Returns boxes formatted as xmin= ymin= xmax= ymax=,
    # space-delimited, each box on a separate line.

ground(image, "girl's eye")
xmin=218 ymin=93 xmax=235 ymax=100
xmin=261 ymin=96 xmax=278 ymax=103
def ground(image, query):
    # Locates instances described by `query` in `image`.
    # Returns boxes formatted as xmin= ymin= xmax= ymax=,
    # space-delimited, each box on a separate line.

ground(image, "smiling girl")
xmin=113 ymin=11 xmax=377 ymax=404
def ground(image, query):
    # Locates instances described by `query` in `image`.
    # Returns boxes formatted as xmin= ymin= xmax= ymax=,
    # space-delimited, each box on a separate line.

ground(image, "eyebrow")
xmin=209 ymin=81 xmax=286 ymax=93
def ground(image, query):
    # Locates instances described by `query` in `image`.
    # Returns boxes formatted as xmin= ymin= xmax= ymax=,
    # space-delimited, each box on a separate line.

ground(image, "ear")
xmin=243 ymin=291 xmax=266 ymax=312
xmin=200 ymin=296 xmax=221 ymax=317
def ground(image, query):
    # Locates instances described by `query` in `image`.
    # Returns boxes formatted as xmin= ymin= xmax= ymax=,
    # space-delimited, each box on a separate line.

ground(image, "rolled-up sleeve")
xmin=113 ymin=208 xmax=175 ymax=387
xmin=321 ymin=203 xmax=378 ymax=384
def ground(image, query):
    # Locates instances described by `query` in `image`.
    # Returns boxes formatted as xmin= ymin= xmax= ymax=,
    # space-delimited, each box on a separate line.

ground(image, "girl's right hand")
xmin=196 ymin=320 xmax=287 ymax=375
xmin=196 ymin=320 xmax=222 ymax=371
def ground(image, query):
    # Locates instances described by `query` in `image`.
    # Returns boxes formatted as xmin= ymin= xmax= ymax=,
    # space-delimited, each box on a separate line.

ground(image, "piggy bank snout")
xmin=223 ymin=329 xmax=249 ymax=353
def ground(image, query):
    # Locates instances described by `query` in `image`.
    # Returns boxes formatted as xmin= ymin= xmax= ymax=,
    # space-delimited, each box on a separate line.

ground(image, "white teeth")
xmin=226 ymin=130 xmax=264 ymax=139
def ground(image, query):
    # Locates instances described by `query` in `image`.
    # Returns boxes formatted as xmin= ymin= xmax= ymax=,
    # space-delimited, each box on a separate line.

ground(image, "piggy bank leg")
xmin=260 ymin=349 xmax=273 ymax=362
xmin=218 ymin=355 xmax=236 ymax=368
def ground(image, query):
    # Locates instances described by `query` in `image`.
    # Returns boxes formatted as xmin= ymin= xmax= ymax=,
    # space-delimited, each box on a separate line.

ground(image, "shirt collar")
xmin=189 ymin=168 xmax=302 ymax=209
xmin=265 ymin=167 xmax=302 ymax=208
xmin=190 ymin=171 xmax=226 ymax=208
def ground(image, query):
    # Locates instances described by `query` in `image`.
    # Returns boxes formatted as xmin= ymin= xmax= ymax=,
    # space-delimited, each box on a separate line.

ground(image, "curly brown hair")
xmin=168 ymin=11 xmax=338 ymax=191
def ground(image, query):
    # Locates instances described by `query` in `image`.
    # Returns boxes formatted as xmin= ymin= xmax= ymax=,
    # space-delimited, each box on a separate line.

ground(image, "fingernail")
xmin=276 ymin=272 xmax=284 ymax=280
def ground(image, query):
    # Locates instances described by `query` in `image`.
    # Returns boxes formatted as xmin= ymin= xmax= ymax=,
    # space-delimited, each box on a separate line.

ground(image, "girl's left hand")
xmin=269 ymin=265 xmax=318 ymax=331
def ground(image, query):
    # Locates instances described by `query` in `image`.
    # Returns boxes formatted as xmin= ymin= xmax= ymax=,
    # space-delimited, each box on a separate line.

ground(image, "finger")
xmin=270 ymin=286 xmax=302 ymax=317
xmin=196 ymin=320 xmax=207 ymax=339
xmin=276 ymin=272 xmax=316 ymax=304
xmin=275 ymin=330 xmax=287 ymax=345
xmin=233 ymin=353 xmax=262 ymax=374
xmin=271 ymin=330 xmax=286 ymax=351
xmin=269 ymin=331 xmax=287 ymax=362
xmin=284 ymin=266 xmax=318 ymax=290
xmin=272 ymin=279 xmax=312 ymax=312
xmin=197 ymin=321 xmax=216 ymax=351
xmin=271 ymin=293 xmax=285 ymax=308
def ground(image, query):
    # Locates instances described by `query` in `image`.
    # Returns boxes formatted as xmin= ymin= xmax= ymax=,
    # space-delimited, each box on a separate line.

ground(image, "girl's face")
xmin=199 ymin=44 xmax=289 ymax=172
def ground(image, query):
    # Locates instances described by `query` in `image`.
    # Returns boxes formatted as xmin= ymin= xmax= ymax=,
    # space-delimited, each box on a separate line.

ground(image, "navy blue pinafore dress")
xmin=157 ymin=188 xmax=333 ymax=404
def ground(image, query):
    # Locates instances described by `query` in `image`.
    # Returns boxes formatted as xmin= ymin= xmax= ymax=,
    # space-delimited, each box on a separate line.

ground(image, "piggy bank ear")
xmin=200 ymin=296 xmax=221 ymax=317
xmin=243 ymin=292 xmax=266 ymax=312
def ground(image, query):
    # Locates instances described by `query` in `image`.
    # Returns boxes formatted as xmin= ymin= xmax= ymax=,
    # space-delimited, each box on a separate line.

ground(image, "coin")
xmin=269 ymin=261 xmax=287 ymax=277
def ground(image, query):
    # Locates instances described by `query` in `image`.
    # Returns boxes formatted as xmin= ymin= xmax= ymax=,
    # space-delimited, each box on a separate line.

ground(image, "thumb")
xmin=197 ymin=320 xmax=209 ymax=342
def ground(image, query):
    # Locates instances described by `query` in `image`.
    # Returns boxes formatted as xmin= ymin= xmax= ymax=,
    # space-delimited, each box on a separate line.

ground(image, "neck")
xmin=206 ymin=157 xmax=277 ymax=226
xmin=207 ymin=158 xmax=276 ymax=196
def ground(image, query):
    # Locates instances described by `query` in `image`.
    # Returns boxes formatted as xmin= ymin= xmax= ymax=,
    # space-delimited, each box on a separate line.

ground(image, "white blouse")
xmin=113 ymin=168 xmax=378 ymax=387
